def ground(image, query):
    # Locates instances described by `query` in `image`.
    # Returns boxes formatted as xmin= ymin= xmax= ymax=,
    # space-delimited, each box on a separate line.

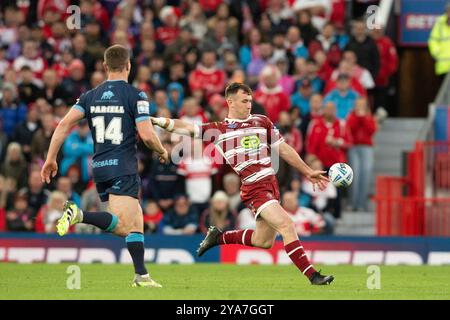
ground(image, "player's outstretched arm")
xmin=276 ymin=141 xmax=329 ymax=191
xmin=136 ymin=120 xmax=169 ymax=163
xmin=41 ymin=108 xmax=85 ymax=183
xmin=151 ymin=117 xmax=200 ymax=138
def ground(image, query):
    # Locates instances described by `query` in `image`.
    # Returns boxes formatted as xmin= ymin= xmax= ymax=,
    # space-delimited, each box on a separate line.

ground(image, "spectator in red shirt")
xmin=370 ymin=26 xmax=398 ymax=114
xmin=308 ymin=22 xmax=342 ymax=68
xmin=254 ymin=64 xmax=290 ymax=123
xmin=13 ymin=40 xmax=47 ymax=80
xmin=346 ymin=97 xmax=377 ymax=211
xmin=143 ymin=200 xmax=164 ymax=233
xmin=156 ymin=6 xmax=181 ymax=47
xmin=306 ymin=100 xmax=351 ymax=169
xmin=277 ymin=111 xmax=303 ymax=190
xmin=189 ymin=50 xmax=226 ymax=102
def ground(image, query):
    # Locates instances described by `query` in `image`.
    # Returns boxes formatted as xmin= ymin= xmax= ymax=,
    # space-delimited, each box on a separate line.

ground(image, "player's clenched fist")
xmin=158 ymin=148 xmax=170 ymax=164
xmin=41 ymin=160 xmax=58 ymax=183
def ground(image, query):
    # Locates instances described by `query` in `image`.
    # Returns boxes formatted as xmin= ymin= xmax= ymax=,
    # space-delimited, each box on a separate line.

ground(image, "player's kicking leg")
xmin=197 ymin=203 xmax=333 ymax=285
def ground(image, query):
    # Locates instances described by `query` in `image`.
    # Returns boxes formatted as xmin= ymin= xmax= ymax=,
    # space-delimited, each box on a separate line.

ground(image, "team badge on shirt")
xmin=137 ymin=100 xmax=150 ymax=114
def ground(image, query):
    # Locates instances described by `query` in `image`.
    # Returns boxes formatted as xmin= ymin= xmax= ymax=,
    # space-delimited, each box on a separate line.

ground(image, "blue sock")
xmin=83 ymin=211 xmax=118 ymax=232
xmin=126 ymin=232 xmax=148 ymax=275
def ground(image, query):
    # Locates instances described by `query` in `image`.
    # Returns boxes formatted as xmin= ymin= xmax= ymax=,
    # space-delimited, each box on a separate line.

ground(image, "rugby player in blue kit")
xmin=41 ymin=45 xmax=168 ymax=287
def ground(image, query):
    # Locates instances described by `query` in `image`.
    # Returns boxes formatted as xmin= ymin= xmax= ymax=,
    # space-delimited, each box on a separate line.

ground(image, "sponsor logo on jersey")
xmin=101 ymin=91 xmax=115 ymax=100
xmin=138 ymin=91 xmax=148 ymax=100
xmin=240 ymin=135 xmax=261 ymax=149
xmin=227 ymin=123 xmax=238 ymax=129
xmin=137 ymin=100 xmax=150 ymax=114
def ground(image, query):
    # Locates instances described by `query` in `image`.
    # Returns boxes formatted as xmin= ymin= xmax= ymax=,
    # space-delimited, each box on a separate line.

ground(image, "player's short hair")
xmin=104 ymin=45 xmax=130 ymax=72
xmin=225 ymin=82 xmax=252 ymax=98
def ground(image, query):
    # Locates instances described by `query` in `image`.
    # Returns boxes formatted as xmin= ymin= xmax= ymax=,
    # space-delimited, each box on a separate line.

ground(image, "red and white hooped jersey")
xmin=196 ymin=114 xmax=284 ymax=185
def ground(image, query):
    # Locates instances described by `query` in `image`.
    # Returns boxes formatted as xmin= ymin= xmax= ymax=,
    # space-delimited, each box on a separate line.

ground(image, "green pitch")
xmin=0 ymin=263 xmax=449 ymax=300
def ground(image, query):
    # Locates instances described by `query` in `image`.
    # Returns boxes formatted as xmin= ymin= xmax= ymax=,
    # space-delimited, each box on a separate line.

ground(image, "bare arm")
xmin=276 ymin=141 xmax=329 ymax=191
xmin=41 ymin=108 xmax=85 ymax=183
xmin=151 ymin=117 xmax=200 ymax=138
xmin=136 ymin=119 xmax=168 ymax=163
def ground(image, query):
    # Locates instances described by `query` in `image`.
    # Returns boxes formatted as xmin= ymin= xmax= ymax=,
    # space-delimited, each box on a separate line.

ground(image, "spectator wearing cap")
xmin=254 ymin=64 xmax=290 ymax=123
xmin=12 ymin=40 xmax=47 ymax=79
xmin=324 ymin=73 xmax=359 ymax=119
xmin=18 ymin=66 xmax=43 ymax=105
xmin=11 ymin=106 xmax=39 ymax=161
xmin=429 ymin=1 xmax=450 ymax=80
xmin=162 ymin=194 xmax=199 ymax=235
xmin=42 ymin=69 xmax=71 ymax=105
xmin=156 ymin=6 xmax=181 ymax=47
xmin=6 ymin=190 xmax=34 ymax=231
xmin=308 ymin=22 xmax=342 ymax=69
xmin=1 ymin=142 xmax=28 ymax=190
xmin=346 ymin=97 xmax=377 ymax=212
xmin=199 ymin=190 xmax=236 ymax=234
xmin=148 ymin=140 xmax=185 ymax=212
xmin=60 ymin=119 xmax=93 ymax=183
xmin=345 ymin=19 xmax=380 ymax=80
xmin=0 ymin=83 xmax=28 ymax=138
xmin=291 ymin=78 xmax=314 ymax=117
xmin=188 ymin=50 xmax=226 ymax=101
xmin=371 ymin=25 xmax=398 ymax=113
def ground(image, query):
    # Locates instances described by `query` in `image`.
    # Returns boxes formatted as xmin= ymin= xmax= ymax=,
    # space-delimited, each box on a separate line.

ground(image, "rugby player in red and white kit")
xmin=151 ymin=83 xmax=334 ymax=285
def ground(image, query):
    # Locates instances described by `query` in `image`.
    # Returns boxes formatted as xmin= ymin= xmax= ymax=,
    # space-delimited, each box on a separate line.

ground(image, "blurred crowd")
xmin=0 ymin=0 xmax=398 ymax=236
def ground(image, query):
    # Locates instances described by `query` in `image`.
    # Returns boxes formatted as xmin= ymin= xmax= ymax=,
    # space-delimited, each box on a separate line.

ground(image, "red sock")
xmin=285 ymin=240 xmax=316 ymax=279
xmin=218 ymin=229 xmax=254 ymax=246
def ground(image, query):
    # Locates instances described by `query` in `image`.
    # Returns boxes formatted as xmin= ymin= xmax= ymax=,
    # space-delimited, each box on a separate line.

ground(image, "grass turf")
xmin=0 ymin=263 xmax=449 ymax=300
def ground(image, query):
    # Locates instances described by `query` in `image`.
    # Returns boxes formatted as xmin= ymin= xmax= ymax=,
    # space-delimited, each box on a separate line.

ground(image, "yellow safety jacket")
xmin=429 ymin=14 xmax=450 ymax=75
